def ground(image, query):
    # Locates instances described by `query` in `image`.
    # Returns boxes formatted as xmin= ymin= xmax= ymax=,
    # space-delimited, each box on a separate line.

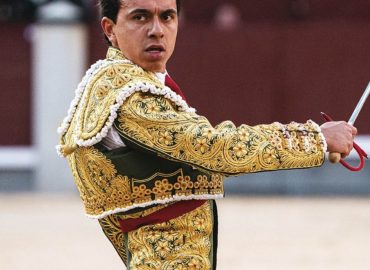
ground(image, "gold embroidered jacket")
xmin=57 ymin=47 xmax=327 ymax=219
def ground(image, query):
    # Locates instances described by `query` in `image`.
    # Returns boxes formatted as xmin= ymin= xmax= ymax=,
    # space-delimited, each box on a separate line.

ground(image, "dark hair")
xmin=99 ymin=0 xmax=181 ymax=23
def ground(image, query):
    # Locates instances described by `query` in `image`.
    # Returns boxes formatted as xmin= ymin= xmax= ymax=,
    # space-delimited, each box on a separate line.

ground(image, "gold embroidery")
xmin=106 ymin=46 xmax=126 ymax=60
xmin=77 ymin=65 xmax=160 ymax=140
xmin=127 ymin=201 xmax=213 ymax=270
xmin=60 ymin=46 xmax=325 ymax=219
xmin=115 ymin=92 xmax=326 ymax=175
xmin=63 ymin=47 xmax=162 ymax=143
xmin=67 ymin=147 xmax=223 ymax=217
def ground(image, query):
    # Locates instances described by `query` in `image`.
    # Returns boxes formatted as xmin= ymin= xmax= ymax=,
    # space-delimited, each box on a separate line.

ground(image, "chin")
xmin=143 ymin=63 xmax=166 ymax=73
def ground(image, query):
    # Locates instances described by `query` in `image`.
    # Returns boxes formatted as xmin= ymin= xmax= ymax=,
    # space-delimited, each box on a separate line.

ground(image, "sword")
xmin=329 ymin=82 xmax=370 ymax=163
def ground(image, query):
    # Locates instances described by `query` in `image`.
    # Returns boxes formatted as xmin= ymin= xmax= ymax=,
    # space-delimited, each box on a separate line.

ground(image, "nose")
xmin=148 ymin=17 xmax=164 ymax=38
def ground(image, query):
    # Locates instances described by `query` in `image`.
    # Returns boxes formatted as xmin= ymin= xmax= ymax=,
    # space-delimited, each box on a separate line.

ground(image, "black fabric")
xmin=99 ymin=139 xmax=213 ymax=190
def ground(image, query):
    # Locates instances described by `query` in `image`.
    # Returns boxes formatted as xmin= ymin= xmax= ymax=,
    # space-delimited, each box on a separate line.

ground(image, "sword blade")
xmin=348 ymin=82 xmax=370 ymax=125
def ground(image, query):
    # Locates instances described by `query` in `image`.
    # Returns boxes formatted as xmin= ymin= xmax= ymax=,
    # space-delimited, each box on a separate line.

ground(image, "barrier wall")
xmin=1 ymin=2 xmax=370 ymax=146
xmin=0 ymin=23 xmax=32 ymax=145
xmin=89 ymin=21 xmax=370 ymax=132
xmin=0 ymin=1 xmax=370 ymax=193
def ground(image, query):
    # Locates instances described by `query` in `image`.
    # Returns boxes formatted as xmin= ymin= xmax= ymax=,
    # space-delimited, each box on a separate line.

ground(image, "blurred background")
xmin=1 ymin=0 xmax=370 ymax=269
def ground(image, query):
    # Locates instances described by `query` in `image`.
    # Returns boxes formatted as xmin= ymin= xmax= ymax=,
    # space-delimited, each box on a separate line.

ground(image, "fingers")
xmin=341 ymin=125 xmax=358 ymax=158
xmin=341 ymin=130 xmax=355 ymax=158
xmin=321 ymin=121 xmax=356 ymax=156
xmin=340 ymin=146 xmax=353 ymax=158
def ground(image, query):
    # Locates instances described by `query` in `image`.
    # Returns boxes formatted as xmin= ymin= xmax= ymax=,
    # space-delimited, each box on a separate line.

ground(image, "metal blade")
xmin=348 ymin=82 xmax=370 ymax=125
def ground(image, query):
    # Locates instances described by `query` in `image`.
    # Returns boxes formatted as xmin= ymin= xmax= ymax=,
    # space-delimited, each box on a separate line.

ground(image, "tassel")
xmin=60 ymin=144 xmax=77 ymax=156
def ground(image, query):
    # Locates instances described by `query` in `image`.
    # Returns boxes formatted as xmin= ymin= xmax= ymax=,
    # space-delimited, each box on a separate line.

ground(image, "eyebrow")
xmin=162 ymin=9 xmax=178 ymax=16
xmin=128 ymin=8 xmax=178 ymax=16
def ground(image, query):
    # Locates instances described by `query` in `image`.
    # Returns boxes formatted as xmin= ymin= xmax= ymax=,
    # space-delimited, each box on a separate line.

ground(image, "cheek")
xmin=118 ymin=28 xmax=144 ymax=48
xmin=115 ymin=31 xmax=135 ymax=52
xmin=169 ymin=26 xmax=178 ymax=41
xmin=167 ymin=28 xmax=178 ymax=49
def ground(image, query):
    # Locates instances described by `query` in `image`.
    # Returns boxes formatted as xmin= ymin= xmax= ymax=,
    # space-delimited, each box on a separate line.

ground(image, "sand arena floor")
xmin=1 ymin=195 xmax=370 ymax=270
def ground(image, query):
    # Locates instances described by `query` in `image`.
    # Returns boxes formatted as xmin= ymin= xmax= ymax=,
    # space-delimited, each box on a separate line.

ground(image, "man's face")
xmin=105 ymin=0 xmax=178 ymax=72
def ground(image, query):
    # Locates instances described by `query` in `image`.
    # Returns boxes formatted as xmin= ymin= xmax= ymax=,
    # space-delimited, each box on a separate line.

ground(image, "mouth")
xmin=145 ymin=45 xmax=165 ymax=53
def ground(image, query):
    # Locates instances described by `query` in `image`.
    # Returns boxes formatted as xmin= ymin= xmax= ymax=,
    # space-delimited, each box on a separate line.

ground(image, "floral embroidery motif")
xmin=95 ymin=84 xmax=110 ymax=100
xmin=233 ymin=142 xmax=248 ymax=157
xmin=159 ymin=131 xmax=173 ymax=146
xmin=126 ymin=201 xmax=213 ymax=270
xmin=195 ymin=138 xmax=209 ymax=154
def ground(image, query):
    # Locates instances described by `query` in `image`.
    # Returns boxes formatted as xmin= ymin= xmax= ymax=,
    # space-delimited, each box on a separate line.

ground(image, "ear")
xmin=101 ymin=17 xmax=118 ymax=46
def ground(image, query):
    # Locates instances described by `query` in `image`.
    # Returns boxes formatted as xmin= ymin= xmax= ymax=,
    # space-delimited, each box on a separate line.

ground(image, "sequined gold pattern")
xmin=126 ymin=200 xmax=213 ymax=269
xmin=115 ymin=92 xmax=326 ymax=175
xmin=77 ymin=62 xmax=160 ymax=141
xmin=68 ymin=147 xmax=224 ymax=217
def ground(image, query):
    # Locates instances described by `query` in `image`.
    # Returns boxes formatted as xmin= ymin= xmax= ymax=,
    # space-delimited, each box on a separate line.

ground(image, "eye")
xmin=161 ymin=12 xmax=176 ymax=21
xmin=133 ymin=14 xmax=147 ymax=21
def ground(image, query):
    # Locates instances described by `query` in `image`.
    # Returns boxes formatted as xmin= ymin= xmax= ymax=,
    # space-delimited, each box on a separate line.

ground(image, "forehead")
xmin=120 ymin=0 xmax=177 ymax=11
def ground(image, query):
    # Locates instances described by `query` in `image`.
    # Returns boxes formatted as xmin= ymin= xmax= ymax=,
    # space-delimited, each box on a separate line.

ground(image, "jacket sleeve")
xmin=114 ymin=92 xmax=326 ymax=176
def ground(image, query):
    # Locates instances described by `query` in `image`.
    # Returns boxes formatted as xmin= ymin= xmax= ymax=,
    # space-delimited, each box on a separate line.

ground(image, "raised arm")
xmin=114 ymin=92 xmax=327 ymax=175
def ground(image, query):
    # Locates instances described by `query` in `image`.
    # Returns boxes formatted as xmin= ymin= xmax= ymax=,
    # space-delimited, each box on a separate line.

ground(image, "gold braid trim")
xmin=115 ymin=92 xmax=326 ymax=175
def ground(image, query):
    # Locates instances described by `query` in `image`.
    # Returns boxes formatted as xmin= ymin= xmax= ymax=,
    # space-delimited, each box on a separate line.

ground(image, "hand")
xmin=320 ymin=121 xmax=357 ymax=158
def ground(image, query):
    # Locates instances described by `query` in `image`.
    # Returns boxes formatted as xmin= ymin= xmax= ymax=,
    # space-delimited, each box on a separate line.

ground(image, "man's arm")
xmin=113 ymin=92 xmax=328 ymax=175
